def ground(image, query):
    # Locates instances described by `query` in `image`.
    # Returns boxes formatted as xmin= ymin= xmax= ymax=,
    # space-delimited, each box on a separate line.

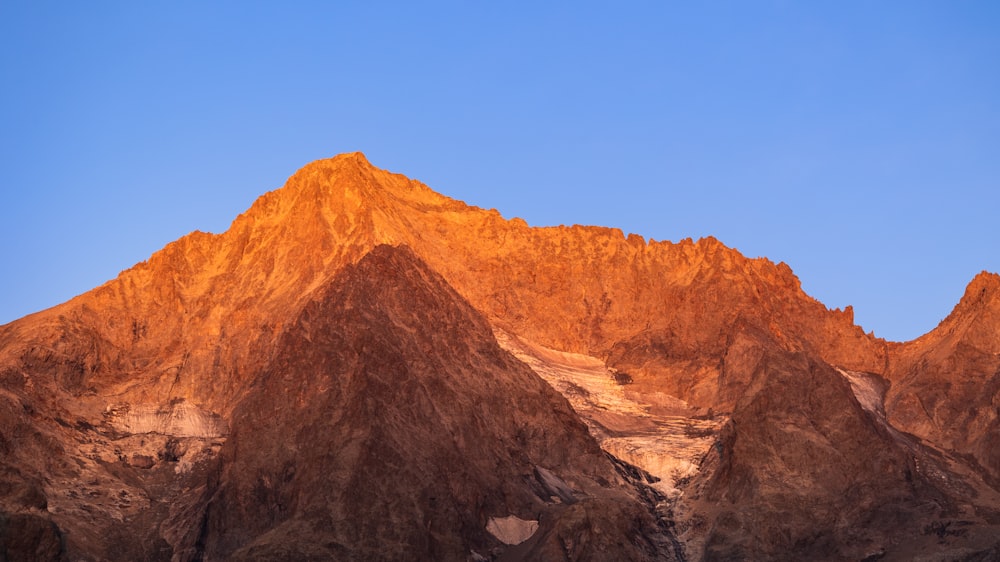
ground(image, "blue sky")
xmin=1 ymin=2 xmax=997 ymax=342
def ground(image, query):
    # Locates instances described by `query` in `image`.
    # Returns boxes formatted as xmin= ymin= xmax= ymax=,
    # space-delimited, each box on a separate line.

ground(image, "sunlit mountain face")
xmin=2 ymin=153 xmax=999 ymax=561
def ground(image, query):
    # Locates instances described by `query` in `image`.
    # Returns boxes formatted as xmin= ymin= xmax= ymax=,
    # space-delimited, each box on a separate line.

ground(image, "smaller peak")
xmin=331 ymin=151 xmax=372 ymax=165
xmin=932 ymin=270 xmax=1000 ymax=336
xmin=294 ymin=152 xmax=375 ymax=175
xmin=968 ymin=270 xmax=1000 ymax=293
xmin=957 ymin=270 xmax=1000 ymax=311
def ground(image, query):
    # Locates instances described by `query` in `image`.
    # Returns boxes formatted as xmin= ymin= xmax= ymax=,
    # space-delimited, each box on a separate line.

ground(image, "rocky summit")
xmin=1 ymin=152 xmax=999 ymax=561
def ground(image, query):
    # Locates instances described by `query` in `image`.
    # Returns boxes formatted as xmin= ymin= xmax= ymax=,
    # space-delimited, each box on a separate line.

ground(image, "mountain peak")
xmin=936 ymin=270 xmax=1000 ymax=331
xmin=293 ymin=150 xmax=375 ymax=177
xmin=336 ymin=150 xmax=372 ymax=164
xmin=965 ymin=270 xmax=1000 ymax=301
xmin=6 ymin=153 xmax=889 ymax=409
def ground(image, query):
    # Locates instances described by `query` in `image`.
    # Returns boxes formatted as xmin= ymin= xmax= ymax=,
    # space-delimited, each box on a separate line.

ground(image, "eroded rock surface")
xmin=497 ymin=330 xmax=722 ymax=499
xmin=886 ymin=272 xmax=1000 ymax=486
xmin=678 ymin=343 xmax=1000 ymax=561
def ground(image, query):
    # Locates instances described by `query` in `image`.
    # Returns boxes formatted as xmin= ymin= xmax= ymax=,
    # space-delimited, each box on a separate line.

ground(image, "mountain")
xmin=1 ymin=152 xmax=998 ymax=560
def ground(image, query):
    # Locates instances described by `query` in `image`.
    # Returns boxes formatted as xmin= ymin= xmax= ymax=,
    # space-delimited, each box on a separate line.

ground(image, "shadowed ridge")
xmin=200 ymin=243 xmax=676 ymax=561
xmin=690 ymin=343 xmax=961 ymax=561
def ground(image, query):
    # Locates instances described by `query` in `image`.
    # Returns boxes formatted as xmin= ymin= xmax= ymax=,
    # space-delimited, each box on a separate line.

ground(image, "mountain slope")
xmin=678 ymin=329 xmax=1000 ymax=561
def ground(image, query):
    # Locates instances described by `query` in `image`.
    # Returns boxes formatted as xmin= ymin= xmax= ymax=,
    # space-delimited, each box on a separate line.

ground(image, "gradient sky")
xmin=1 ymin=2 xmax=998 ymax=342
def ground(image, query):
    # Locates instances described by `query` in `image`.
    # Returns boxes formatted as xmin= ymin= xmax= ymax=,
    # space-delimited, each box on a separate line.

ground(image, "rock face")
xmin=681 ymin=340 xmax=1000 ymax=561
xmin=886 ymin=272 xmax=1000 ymax=486
xmin=0 ymin=152 xmax=998 ymax=560
xmin=198 ymin=245 xmax=674 ymax=561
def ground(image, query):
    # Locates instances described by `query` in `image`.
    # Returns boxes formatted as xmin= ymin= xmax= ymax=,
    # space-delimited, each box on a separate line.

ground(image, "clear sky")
xmin=1 ymin=2 xmax=997 ymax=342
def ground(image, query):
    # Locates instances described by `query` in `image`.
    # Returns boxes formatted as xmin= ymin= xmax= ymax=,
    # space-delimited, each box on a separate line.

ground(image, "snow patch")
xmin=836 ymin=368 xmax=887 ymax=418
xmin=496 ymin=330 xmax=724 ymax=499
xmin=486 ymin=515 xmax=539 ymax=545
xmin=104 ymin=400 xmax=228 ymax=438
xmin=602 ymin=435 xmax=706 ymax=497
xmin=495 ymin=330 xmax=648 ymax=420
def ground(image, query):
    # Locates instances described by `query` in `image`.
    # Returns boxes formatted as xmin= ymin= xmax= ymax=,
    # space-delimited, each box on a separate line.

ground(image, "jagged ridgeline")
xmin=1 ymin=153 xmax=999 ymax=561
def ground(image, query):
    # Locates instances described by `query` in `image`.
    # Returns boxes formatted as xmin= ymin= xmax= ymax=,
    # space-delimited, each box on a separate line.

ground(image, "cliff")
xmin=1 ymin=153 xmax=998 ymax=560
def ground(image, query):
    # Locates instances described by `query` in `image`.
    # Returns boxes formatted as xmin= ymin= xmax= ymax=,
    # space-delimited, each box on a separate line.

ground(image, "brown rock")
xmin=129 ymin=454 xmax=155 ymax=469
xmin=686 ymin=345 xmax=948 ymax=560
xmin=199 ymin=244 xmax=674 ymax=561
xmin=0 ymin=512 xmax=63 ymax=562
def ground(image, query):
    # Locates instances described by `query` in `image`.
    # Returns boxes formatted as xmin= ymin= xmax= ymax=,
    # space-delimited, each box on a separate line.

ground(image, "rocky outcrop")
xmin=886 ymin=272 xmax=1000 ymax=486
xmin=104 ymin=400 xmax=227 ymax=438
xmin=678 ymin=338 xmax=1000 ymax=561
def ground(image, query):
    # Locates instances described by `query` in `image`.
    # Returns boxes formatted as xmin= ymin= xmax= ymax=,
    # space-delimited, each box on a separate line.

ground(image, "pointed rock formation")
xmin=887 ymin=272 xmax=1000 ymax=485
xmin=199 ymin=244 xmax=674 ymax=561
